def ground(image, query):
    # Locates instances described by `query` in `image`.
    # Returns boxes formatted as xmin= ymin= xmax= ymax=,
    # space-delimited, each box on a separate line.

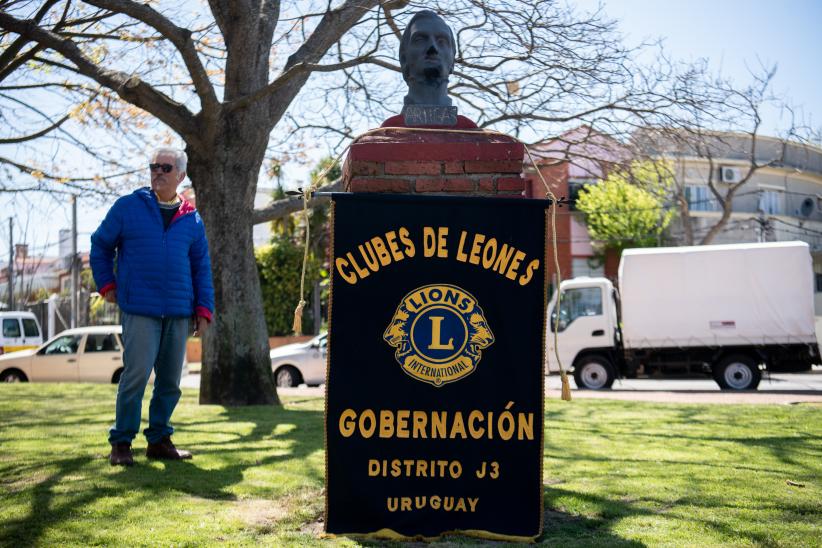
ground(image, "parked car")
xmin=270 ymin=333 xmax=327 ymax=387
xmin=0 ymin=325 xmax=186 ymax=383
xmin=0 ymin=311 xmax=43 ymax=355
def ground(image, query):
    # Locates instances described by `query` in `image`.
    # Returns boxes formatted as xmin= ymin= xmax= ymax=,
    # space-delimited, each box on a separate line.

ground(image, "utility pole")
xmin=70 ymin=196 xmax=78 ymax=328
xmin=755 ymin=190 xmax=766 ymax=243
xmin=6 ymin=217 xmax=12 ymax=311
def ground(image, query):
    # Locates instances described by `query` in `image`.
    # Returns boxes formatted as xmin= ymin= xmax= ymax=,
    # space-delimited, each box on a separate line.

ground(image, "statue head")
xmin=399 ymin=11 xmax=456 ymax=106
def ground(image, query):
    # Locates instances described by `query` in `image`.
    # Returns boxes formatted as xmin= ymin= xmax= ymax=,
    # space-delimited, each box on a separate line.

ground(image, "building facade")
xmin=526 ymin=128 xmax=822 ymax=312
xmin=525 ymin=127 xmax=628 ymax=284
xmin=639 ymin=131 xmax=822 ymax=312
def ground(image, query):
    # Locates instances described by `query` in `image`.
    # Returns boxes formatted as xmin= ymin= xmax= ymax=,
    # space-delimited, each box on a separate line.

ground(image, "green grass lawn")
xmin=0 ymin=384 xmax=819 ymax=546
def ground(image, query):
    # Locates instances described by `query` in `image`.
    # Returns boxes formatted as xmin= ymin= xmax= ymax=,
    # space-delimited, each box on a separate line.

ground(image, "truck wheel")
xmin=573 ymin=357 xmax=615 ymax=390
xmin=714 ymin=355 xmax=761 ymax=390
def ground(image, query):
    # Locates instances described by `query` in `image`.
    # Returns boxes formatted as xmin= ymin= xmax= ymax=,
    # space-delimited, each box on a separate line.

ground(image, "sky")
xmin=1 ymin=0 xmax=821 ymax=260
xmin=587 ymin=0 xmax=822 ymax=134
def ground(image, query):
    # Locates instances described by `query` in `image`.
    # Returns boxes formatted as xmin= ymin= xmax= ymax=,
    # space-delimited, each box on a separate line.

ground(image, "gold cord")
xmin=292 ymin=189 xmax=310 ymax=335
xmin=522 ymin=147 xmax=570 ymax=401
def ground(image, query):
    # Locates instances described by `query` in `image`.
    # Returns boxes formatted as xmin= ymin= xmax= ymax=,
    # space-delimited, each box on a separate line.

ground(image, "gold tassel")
xmin=560 ymin=371 xmax=572 ymax=401
xmin=292 ymin=299 xmax=306 ymax=335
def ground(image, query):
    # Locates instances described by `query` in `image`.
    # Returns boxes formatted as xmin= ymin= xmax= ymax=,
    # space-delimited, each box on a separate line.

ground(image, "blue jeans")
xmin=109 ymin=313 xmax=189 ymax=445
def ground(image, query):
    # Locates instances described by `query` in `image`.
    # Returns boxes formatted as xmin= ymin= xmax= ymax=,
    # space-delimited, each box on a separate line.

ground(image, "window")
xmin=84 ymin=333 xmax=121 ymax=353
xmin=685 ymin=185 xmax=720 ymax=212
xmin=3 ymin=319 xmax=21 ymax=338
xmin=41 ymin=335 xmax=82 ymax=355
xmin=816 ymin=273 xmax=822 ymax=293
xmin=550 ymin=287 xmax=603 ymax=332
xmin=568 ymin=179 xmax=596 ymax=212
xmin=572 ymin=258 xmax=604 ymax=278
xmin=22 ymin=319 xmax=40 ymax=338
xmin=758 ymin=190 xmax=784 ymax=215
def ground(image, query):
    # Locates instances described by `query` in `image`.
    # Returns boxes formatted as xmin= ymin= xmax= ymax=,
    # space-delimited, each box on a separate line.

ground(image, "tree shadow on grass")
xmin=540 ymin=483 xmax=819 ymax=547
xmin=111 ymin=405 xmax=326 ymax=494
xmin=1 ymin=456 xmax=110 ymax=546
xmin=0 ymin=404 xmax=325 ymax=546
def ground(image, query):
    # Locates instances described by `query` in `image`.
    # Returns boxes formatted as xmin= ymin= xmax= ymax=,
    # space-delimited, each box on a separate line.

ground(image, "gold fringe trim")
xmin=321 ymin=526 xmax=539 ymax=543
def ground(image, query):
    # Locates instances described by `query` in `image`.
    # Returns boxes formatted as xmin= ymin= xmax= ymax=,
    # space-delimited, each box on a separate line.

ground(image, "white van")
xmin=0 ymin=311 xmax=43 ymax=355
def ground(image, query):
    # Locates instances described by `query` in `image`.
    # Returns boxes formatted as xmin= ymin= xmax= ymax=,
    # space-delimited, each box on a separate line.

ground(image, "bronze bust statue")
xmin=399 ymin=11 xmax=456 ymax=107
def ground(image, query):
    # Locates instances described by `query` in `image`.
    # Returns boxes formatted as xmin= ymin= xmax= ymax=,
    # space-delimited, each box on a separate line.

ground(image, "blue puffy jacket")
xmin=90 ymin=187 xmax=214 ymax=320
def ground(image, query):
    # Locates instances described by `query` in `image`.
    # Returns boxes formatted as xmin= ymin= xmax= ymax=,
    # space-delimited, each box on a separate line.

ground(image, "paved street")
xmin=548 ymin=370 xmax=822 ymax=391
xmin=545 ymin=369 xmax=822 ymax=404
xmin=181 ymin=367 xmax=822 ymax=404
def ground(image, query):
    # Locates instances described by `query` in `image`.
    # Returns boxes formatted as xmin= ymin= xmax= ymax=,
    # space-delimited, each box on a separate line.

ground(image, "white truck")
xmin=547 ymin=241 xmax=819 ymax=390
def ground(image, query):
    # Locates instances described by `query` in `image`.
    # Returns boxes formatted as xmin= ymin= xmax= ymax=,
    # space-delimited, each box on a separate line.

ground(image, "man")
xmin=399 ymin=10 xmax=457 ymax=106
xmin=91 ymin=147 xmax=214 ymax=466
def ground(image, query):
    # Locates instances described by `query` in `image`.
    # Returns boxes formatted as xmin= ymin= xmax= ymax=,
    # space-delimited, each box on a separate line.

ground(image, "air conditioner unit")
xmin=798 ymin=197 xmax=815 ymax=218
xmin=719 ymin=166 xmax=742 ymax=183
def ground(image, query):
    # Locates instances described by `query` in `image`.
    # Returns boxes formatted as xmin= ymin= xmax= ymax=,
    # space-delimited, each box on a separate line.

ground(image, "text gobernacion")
xmin=338 ymin=401 xmax=535 ymax=441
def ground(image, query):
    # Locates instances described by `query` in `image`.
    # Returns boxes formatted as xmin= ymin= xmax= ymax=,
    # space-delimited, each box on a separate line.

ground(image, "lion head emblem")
xmin=383 ymin=284 xmax=494 ymax=387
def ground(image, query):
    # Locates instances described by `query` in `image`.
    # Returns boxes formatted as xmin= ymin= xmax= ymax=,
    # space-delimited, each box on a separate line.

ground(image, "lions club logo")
xmin=383 ymin=284 xmax=494 ymax=387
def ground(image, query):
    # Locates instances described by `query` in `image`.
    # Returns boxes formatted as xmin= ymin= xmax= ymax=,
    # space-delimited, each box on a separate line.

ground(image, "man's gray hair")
xmin=151 ymin=147 xmax=187 ymax=172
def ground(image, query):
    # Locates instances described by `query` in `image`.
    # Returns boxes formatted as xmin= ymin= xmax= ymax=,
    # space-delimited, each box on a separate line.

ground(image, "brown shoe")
xmin=110 ymin=443 xmax=134 ymax=466
xmin=146 ymin=437 xmax=193 ymax=460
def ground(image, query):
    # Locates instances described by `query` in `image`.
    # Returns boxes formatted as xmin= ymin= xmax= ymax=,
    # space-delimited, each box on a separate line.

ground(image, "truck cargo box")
xmin=618 ymin=242 xmax=816 ymax=349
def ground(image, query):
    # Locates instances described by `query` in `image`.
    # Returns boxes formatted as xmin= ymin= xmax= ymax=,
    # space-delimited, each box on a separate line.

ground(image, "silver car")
xmin=270 ymin=333 xmax=327 ymax=387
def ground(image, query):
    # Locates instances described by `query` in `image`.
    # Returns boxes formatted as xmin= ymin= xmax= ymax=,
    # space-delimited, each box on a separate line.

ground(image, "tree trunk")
xmin=187 ymin=120 xmax=279 ymax=406
xmin=676 ymin=191 xmax=694 ymax=246
xmin=699 ymin=206 xmax=733 ymax=246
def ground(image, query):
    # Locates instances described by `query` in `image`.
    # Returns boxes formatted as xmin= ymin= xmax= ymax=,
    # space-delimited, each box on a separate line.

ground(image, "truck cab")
xmin=546 ymin=277 xmax=621 ymax=389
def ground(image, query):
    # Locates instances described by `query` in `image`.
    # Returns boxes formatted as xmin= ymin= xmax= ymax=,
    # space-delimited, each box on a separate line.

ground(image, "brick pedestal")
xmin=342 ymin=124 xmax=526 ymax=196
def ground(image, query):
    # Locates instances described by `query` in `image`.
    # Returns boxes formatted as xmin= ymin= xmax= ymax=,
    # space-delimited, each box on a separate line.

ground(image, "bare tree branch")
xmin=83 ymin=0 xmax=219 ymax=114
xmin=0 ymin=112 xmax=71 ymax=143
xmin=0 ymin=10 xmax=198 ymax=142
xmin=226 ymin=55 xmax=395 ymax=113
xmin=264 ymin=0 xmax=381 ymax=124
xmin=0 ymin=155 xmax=137 ymax=196
xmin=252 ymin=178 xmax=342 ymax=225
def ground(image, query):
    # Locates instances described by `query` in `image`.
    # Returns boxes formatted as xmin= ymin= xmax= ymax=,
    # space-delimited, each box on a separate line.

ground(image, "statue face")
xmin=403 ymin=16 xmax=454 ymax=84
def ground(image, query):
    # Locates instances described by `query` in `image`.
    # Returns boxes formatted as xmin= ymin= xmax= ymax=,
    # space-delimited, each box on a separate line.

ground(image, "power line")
xmin=770 ymin=217 xmax=822 ymax=237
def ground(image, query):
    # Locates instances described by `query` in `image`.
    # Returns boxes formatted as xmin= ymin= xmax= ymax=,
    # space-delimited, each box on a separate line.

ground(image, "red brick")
xmin=443 ymin=178 xmax=476 ymax=192
xmin=444 ymin=161 xmax=465 ymax=174
xmin=349 ymin=177 xmax=412 ymax=193
xmin=349 ymin=160 xmax=383 ymax=176
xmin=349 ymin=130 xmax=524 ymax=162
xmin=496 ymin=191 xmax=526 ymax=198
xmin=385 ymin=161 xmax=441 ymax=175
xmin=464 ymin=160 xmax=523 ymax=173
xmin=415 ymin=178 xmax=444 ymax=192
xmin=497 ymin=176 xmax=525 ymax=191
xmin=478 ymin=177 xmax=495 ymax=192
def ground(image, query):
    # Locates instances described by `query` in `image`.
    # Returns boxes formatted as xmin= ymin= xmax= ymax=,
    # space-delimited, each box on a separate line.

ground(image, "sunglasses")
xmin=149 ymin=163 xmax=174 ymax=173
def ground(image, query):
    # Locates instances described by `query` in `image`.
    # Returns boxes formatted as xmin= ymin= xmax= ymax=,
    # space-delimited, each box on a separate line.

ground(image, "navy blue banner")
xmin=325 ymin=193 xmax=548 ymax=541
